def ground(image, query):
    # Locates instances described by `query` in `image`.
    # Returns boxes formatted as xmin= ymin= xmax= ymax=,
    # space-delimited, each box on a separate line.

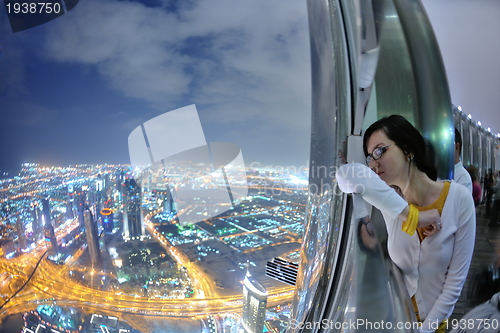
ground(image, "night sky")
xmin=0 ymin=0 xmax=498 ymax=176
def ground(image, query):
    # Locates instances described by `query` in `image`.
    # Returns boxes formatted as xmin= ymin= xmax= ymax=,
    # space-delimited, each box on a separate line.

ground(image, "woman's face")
xmin=366 ymin=130 xmax=409 ymax=186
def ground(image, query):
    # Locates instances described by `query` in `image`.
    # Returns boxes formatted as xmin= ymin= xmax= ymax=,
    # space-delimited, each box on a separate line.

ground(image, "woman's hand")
xmin=398 ymin=206 xmax=442 ymax=236
xmin=418 ymin=209 xmax=442 ymax=236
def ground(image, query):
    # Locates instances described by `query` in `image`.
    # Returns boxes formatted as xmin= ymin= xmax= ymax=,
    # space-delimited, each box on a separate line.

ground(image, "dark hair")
xmin=455 ymin=128 xmax=462 ymax=151
xmin=466 ymin=165 xmax=478 ymax=183
xmin=363 ymin=115 xmax=437 ymax=181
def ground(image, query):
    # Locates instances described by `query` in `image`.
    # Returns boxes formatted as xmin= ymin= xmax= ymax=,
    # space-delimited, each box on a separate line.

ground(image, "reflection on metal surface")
xmin=376 ymin=0 xmax=454 ymax=180
xmin=290 ymin=0 xmax=457 ymax=331
xmin=391 ymin=0 xmax=454 ymax=181
xmin=374 ymin=0 xmax=417 ymax=123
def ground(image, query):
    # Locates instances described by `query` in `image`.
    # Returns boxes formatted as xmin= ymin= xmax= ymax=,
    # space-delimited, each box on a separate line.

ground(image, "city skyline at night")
xmin=0 ymin=161 xmax=305 ymax=332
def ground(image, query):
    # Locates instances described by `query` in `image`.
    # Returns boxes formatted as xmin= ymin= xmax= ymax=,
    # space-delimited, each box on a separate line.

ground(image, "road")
xmin=0 ymin=253 xmax=294 ymax=320
xmin=1 ymin=203 xmax=295 ymax=321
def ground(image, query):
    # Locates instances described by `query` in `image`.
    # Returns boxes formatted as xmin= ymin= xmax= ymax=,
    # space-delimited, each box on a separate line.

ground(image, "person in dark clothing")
xmin=466 ymin=166 xmax=482 ymax=207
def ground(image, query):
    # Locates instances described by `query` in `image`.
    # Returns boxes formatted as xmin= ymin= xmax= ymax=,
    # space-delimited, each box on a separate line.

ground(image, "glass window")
xmin=0 ymin=2 xmax=311 ymax=332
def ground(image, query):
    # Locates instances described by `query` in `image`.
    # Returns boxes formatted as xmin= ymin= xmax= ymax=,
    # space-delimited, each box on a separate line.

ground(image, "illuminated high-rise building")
xmin=242 ymin=271 xmax=268 ymax=333
xmin=41 ymin=198 xmax=51 ymax=225
xmin=87 ymin=188 xmax=97 ymax=207
xmin=15 ymin=217 xmax=27 ymax=250
xmin=84 ymin=209 xmax=102 ymax=266
xmin=64 ymin=200 xmax=74 ymax=220
xmin=67 ymin=181 xmax=75 ymax=219
xmin=42 ymin=198 xmax=58 ymax=254
xmin=152 ymin=188 xmax=174 ymax=215
xmin=164 ymin=187 xmax=174 ymax=215
xmin=100 ymin=205 xmax=114 ymax=233
xmin=76 ymin=194 xmax=86 ymax=229
xmin=30 ymin=201 xmax=42 ymax=241
xmin=116 ymin=170 xmax=125 ymax=191
xmin=67 ymin=182 xmax=74 ymax=195
xmin=43 ymin=224 xmax=58 ymax=255
xmin=97 ymin=175 xmax=104 ymax=191
xmin=123 ymin=178 xmax=144 ymax=238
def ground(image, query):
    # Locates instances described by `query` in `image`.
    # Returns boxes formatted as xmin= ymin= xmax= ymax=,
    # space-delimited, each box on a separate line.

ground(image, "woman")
xmin=466 ymin=165 xmax=482 ymax=206
xmin=336 ymin=115 xmax=476 ymax=333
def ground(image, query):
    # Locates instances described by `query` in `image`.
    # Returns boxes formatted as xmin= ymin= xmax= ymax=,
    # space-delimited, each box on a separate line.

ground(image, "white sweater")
xmin=336 ymin=163 xmax=476 ymax=333
xmin=454 ymin=161 xmax=473 ymax=193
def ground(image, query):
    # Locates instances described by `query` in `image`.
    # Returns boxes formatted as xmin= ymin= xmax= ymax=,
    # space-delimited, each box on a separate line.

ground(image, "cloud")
xmin=2 ymin=100 xmax=58 ymax=126
xmin=43 ymin=0 xmax=311 ymax=134
xmin=44 ymin=0 xmax=191 ymax=109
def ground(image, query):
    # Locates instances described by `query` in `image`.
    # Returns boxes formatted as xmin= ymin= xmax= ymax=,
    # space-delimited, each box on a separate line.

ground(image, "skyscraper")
xmin=76 ymin=194 xmax=86 ymax=229
xmin=100 ymin=206 xmax=114 ymax=233
xmin=152 ymin=188 xmax=174 ymax=216
xmin=41 ymin=198 xmax=51 ymax=225
xmin=163 ymin=187 xmax=175 ymax=215
xmin=41 ymin=198 xmax=58 ymax=255
xmin=43 ymin=225 xmax=58 ymax=255
xmin=84 ymin=209 xmax=102 ymax=266
xmin=30 ymin=201 xmax=41 ymax=242
xmin=242 ymin=271 xmax=268 ymax=333
xmin=116 ymin=169 xmax=125 ymax=192
xmin=15 ymin=217 xmax=27 ymax=250
xmin=123 ymin=178 xmax=143 ymax=238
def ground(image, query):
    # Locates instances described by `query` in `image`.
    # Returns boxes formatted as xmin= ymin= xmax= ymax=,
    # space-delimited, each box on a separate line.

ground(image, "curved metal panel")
xmin=291 ymin=0 xmax=458 ymax=332
xmin=374 ymin=0 xmax=418 ymax=123
xmin=374 ymin=0 xmax=454 ymax=179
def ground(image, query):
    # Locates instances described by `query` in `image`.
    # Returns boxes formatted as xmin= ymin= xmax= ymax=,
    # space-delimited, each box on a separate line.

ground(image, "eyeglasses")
xmin=366 ymin=145 xmax=391 ymax=166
